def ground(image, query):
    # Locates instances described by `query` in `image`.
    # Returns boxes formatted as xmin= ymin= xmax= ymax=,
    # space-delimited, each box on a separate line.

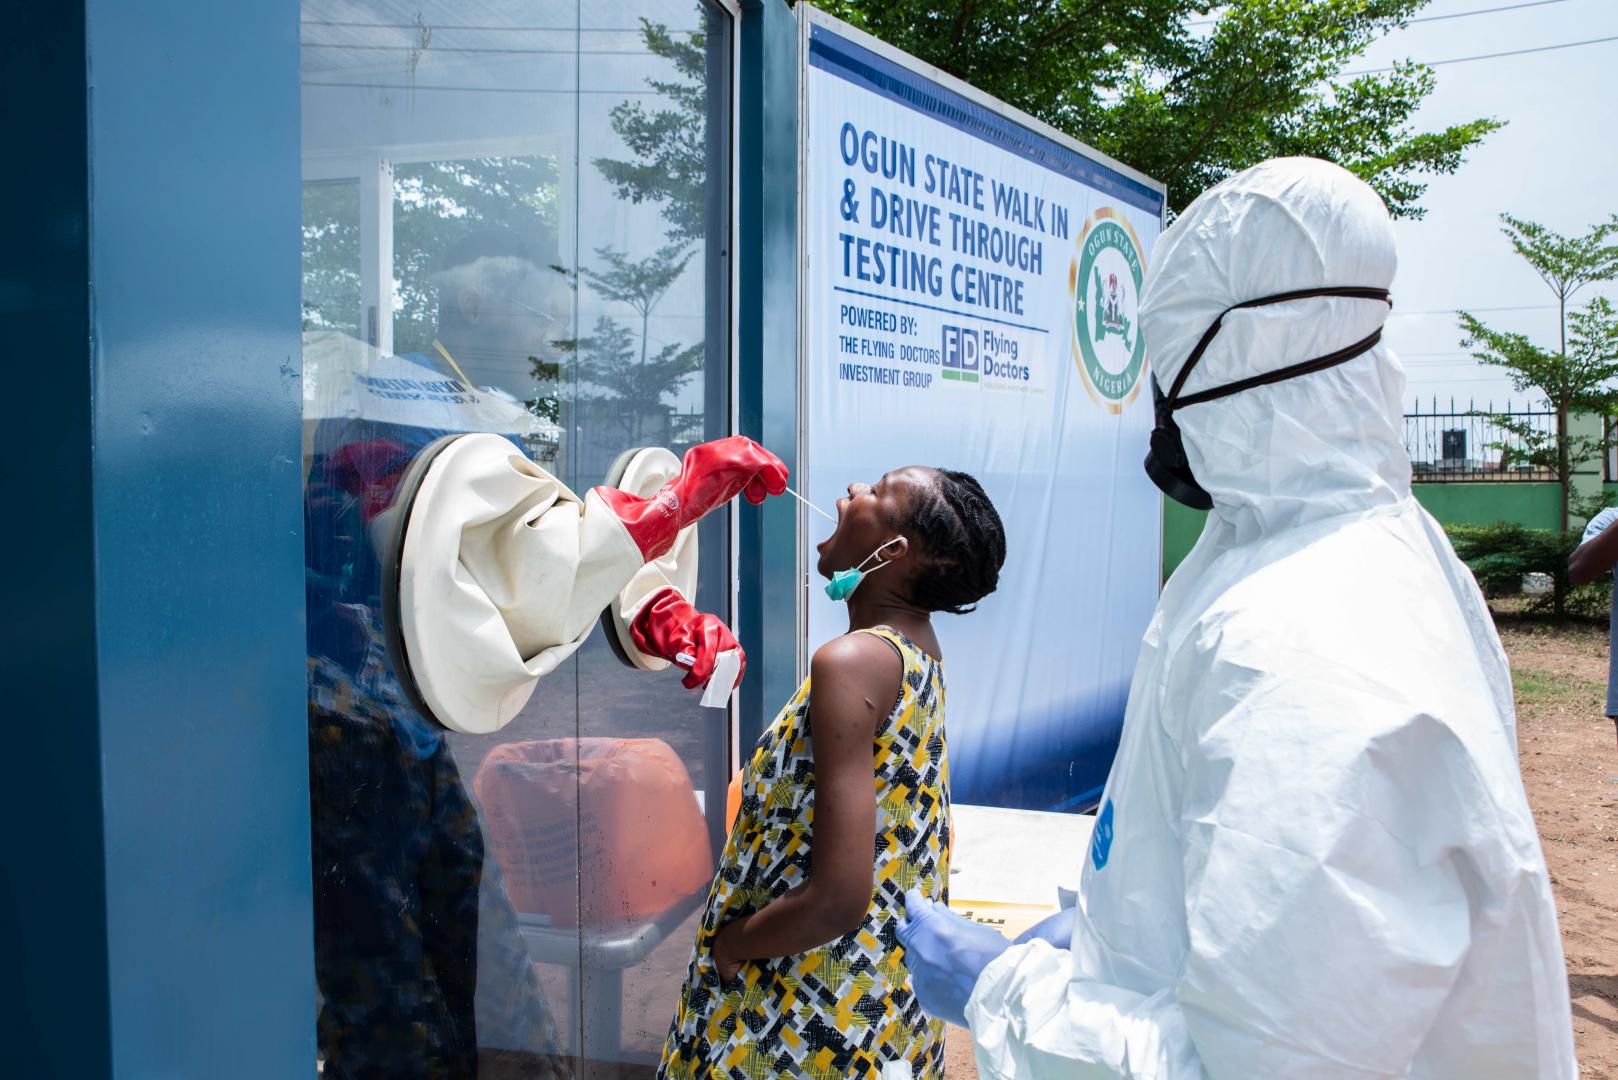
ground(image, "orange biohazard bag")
xmin=474 ymin=737 xmax=712 ymax=928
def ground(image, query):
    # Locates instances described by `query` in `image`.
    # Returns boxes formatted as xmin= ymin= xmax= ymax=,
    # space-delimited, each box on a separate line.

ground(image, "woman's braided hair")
xmin=899 ymin=469 xmax=1006 ymax=615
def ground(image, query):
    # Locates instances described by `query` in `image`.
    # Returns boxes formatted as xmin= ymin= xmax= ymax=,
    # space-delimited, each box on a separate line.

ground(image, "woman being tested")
xmin=659 ymin=467 xmax=1006 ymax=1079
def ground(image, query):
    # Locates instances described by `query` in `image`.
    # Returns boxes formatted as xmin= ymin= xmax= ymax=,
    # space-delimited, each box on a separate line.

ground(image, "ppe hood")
xmin=1139 ymin=157 xmax=1409 ymax=540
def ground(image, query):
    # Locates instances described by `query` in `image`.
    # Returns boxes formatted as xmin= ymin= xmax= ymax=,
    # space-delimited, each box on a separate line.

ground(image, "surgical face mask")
xmin=1144 ymin=286 xmax=1393 ymax=509
xmin=825 ymin=538 xmax=904 ymax=601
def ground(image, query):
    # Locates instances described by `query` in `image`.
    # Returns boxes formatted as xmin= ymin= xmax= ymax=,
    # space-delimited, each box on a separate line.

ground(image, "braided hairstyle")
xmin=898 ymin=469 xmax=1006 ymax=615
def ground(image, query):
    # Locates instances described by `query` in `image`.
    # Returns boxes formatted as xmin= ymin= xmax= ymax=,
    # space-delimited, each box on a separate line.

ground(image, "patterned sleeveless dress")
xmin=658 ymin=628 xmax=951 ymax=1080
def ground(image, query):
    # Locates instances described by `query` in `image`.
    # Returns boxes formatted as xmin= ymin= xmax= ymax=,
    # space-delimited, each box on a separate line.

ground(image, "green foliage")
xmin=593 ymin=19 xmax=711 ymax=243
xmin=1459 ymin=309 xmax=1618 ymax=416
xmin=578 ymin=244 xmax=697 ymax=332
xmin=1459 ymin=215 xmax=1618 ymax=544
xmin=1444 ymin=521 xmax=1609 ymax=619
xmin=1566 ymin=580 xmax=1616 ymax=620
xmin=553 ymin=316 xmax=703 ymax=447
xmin=576 ymin=18 xmax=714 ymax=449
xmin=544 ymin=242 xmax=704 ymax=447
xmin=811 ymin=0 xmax=1499 ymax=218
xmin=1445 ymin=521 xmax=1572 ymax=597
xmin=1499 ymin=213 xmax=1618 ymax=325
xmin=302 ymin=181 xmax=362 ymax=336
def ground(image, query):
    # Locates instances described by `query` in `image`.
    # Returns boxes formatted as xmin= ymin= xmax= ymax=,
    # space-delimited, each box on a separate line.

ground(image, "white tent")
xmin=301 ymin=329 xmax=560 ymax=477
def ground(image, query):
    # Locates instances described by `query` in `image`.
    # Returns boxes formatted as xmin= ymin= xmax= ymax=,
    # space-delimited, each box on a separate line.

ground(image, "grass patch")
xmin=1512 ymin=667 xmax=1606 ymax=707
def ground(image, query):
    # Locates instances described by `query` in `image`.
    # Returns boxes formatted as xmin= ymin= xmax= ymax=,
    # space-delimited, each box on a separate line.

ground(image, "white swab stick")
xmin=785 ymin=484 xmax=837 ymax=522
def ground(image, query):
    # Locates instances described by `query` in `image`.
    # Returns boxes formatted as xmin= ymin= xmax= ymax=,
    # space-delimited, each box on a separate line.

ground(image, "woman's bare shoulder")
xmin=810 ymin=633 xmax=903 ymax=732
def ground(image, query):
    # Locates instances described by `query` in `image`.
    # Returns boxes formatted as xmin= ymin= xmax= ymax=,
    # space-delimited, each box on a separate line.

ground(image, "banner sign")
xmin=797 ymin=9 xmax=1166 ymax=812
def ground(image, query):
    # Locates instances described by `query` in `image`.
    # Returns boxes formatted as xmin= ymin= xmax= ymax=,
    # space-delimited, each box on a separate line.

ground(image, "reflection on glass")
xmin=302 ymin=179 xmax=362 ymax=340
xmin=301 ymin=1 xmax=731 ymax=1073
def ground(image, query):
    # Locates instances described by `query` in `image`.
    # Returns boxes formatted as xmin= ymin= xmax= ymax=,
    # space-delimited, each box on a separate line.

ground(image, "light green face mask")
xmin=824 ymin=538 xmax=903 ymax=602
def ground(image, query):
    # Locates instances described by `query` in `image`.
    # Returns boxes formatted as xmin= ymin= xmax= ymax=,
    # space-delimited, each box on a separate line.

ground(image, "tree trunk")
xmin=1558 ymin=404 xmax=1570 ymax=533
xmin=1556 ymin=291 xmax=1569 ymax=617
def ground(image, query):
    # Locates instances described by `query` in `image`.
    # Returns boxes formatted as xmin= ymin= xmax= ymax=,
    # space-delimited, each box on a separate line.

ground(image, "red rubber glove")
xmin=595 ymin=436 xmax=788 ymax=561
xmin=630 ymin=588 xmax=747 ymax=692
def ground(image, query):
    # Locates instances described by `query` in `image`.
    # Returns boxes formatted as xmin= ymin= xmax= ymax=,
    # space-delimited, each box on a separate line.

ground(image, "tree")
xmin=593 ymin=20 xmax=711 ymax=243
xmin=812 ymin=0 xmax=1499 ymax=217
xmin=586 ymin=15 xmax=718 ymax=457
xmin=1461 ymin=214 xmax=1618 ymax=536
xmin=302 ymin=182 xmax=362 ymax=336
xmin=577 ymin=243 xmax=697 ymax=373
xmin=1500 ymin=214 xmax=1618 ymax=358
xmin=1461 ymin=285 xmax=1618 ymax=614
xmin=552 ymin=316 xmax=704 ymax=448
xmin=542 ymin=245 xmax=705 ymax=456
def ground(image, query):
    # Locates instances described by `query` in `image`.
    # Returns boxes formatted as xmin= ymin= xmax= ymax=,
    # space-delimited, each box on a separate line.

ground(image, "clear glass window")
xmin=300 ymin=3 xmax=732 ymax=1071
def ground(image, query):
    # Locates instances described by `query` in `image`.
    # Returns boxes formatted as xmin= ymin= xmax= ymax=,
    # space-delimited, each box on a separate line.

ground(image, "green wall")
xmin=1162 ymin=500 xmax=1210 ymax=582
xmin=1161 ymin=482 xmax=1567 ymax=580
xmin=1411 ymin=482 xmax=1562 ymax=530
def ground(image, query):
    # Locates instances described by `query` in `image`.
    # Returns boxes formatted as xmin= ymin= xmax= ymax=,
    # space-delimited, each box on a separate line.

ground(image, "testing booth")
xmin=10 ymin=1 xmax=1161 ymax=1075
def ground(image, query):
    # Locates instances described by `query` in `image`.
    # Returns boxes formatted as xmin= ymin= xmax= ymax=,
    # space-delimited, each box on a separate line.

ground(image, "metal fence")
xmin=1403 ymin=398 xmax=1557 ymax=482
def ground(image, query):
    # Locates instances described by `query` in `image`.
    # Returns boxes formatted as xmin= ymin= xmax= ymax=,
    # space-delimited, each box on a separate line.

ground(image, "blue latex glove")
xmin=1012 ymin=908 xmax=1075 ymax=950
xmin=896 ymin=887 xmax=1012 ymax=1027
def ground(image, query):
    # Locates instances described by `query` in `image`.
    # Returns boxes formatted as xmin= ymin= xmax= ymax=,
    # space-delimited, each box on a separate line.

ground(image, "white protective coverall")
xmin=965 ymin=158 xmax=1576 ymax=1078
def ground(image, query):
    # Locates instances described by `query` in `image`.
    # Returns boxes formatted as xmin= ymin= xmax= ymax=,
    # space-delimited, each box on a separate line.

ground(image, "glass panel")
xmin=574 ymin=2 xmax=731 ymax=1065
xmin=300 ymin=2 xmax=729 ymax=1075
xmin=301 ymin=179 xmax=362 ymax=340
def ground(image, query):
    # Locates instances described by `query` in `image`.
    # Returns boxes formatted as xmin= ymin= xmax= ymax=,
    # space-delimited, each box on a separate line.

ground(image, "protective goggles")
xmin=1144 ymin=286 xmax=1393 ymax=510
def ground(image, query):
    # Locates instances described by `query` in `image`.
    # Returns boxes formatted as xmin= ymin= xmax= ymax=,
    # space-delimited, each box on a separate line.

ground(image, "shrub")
xmin=1443 ymin=521 xmax=1607 ymax=619
xmin=1444 ymin=522 xmax=1572 ymax=595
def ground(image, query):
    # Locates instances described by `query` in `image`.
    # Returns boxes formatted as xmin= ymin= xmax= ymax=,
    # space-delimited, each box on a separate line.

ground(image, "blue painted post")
xmin=736 ymin=0 xmax=802 ymax=752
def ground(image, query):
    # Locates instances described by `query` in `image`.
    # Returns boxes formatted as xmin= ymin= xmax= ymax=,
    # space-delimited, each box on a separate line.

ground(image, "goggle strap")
xmin=1164 ymin=287 xmax=1393 ymax=404
xmin=1173 ymin=326 xmax=1385 ymax=410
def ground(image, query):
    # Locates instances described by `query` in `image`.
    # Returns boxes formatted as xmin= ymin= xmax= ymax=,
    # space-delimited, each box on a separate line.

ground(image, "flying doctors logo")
xmin=1070 ymin=209 xmax=1147 ymax=414
xmin=941 ymin=324 xmax=1034 ymax=390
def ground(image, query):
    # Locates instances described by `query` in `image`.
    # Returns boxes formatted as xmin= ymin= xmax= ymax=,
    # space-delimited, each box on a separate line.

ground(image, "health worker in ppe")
xmin=897 ymin=157 xmax=1576 ymax=1078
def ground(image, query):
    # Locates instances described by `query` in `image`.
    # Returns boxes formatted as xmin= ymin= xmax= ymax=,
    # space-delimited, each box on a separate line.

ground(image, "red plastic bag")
xmin=474 ymin=737 xmax=712 ymax=927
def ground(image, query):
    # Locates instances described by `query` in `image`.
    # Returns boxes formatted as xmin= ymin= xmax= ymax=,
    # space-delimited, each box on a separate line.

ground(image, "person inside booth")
xmin=303 ymin=228 xmax=577 ymax=1078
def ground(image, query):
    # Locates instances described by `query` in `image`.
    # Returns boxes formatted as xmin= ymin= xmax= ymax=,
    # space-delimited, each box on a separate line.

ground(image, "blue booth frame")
xmin=3 ymin=0 xmax=799 ymax=1074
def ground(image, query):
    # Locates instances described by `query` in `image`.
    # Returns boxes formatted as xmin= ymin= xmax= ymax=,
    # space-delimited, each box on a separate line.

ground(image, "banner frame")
xmin=793 ymin=3 xmax=1168 ymax=680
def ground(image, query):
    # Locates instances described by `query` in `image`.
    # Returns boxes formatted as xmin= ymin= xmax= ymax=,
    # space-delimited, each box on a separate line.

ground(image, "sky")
xmin=1345 ymin=0 xmax=1618 ymax=411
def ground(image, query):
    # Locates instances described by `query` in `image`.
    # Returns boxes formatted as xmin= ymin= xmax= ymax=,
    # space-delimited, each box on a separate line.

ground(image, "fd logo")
xmin=940 ymin=324 xmax=980 ymax=383
xmin=1070 ymin=208 xmax=1147 ymax=413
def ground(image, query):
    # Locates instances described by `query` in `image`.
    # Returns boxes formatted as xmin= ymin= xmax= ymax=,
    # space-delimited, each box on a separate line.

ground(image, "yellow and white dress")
xmin=658 ymin=628 xmax=951 ymax=1080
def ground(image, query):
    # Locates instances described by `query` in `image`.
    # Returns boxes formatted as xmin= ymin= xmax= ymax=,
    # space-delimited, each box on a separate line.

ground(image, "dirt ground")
xmin=1502 ymin=618 xmax=1618 ymax=1078
xmin=941 ymin=619 xmax=1618 ymax=1079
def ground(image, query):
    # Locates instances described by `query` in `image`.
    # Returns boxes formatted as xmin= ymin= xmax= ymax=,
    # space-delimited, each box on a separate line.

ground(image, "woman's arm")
xmin=711 ymin=633 xmax=901 ymax=979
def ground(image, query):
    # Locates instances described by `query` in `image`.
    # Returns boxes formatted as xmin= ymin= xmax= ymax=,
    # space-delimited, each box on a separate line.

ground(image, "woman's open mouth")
xmin=815 ymin=497 xmax=849 ymax=551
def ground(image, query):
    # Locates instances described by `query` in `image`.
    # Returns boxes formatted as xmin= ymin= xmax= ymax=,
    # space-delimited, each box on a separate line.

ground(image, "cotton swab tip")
xmin=785 ymin=485 xmax=838 ymax=523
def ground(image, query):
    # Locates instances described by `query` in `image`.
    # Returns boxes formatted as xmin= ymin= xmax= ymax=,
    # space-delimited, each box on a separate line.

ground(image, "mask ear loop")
xmin=856 ymin=536 xmax=906 ymax=576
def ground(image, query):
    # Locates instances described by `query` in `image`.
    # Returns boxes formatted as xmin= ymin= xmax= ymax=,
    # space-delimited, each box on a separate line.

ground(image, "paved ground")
xmin=944 ymin=618 xmax=1618 ymax=1079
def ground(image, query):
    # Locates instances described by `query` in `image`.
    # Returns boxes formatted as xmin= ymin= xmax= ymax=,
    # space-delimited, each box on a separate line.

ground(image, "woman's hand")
xmin=712 ymin=920 xmax=744 ymax=986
